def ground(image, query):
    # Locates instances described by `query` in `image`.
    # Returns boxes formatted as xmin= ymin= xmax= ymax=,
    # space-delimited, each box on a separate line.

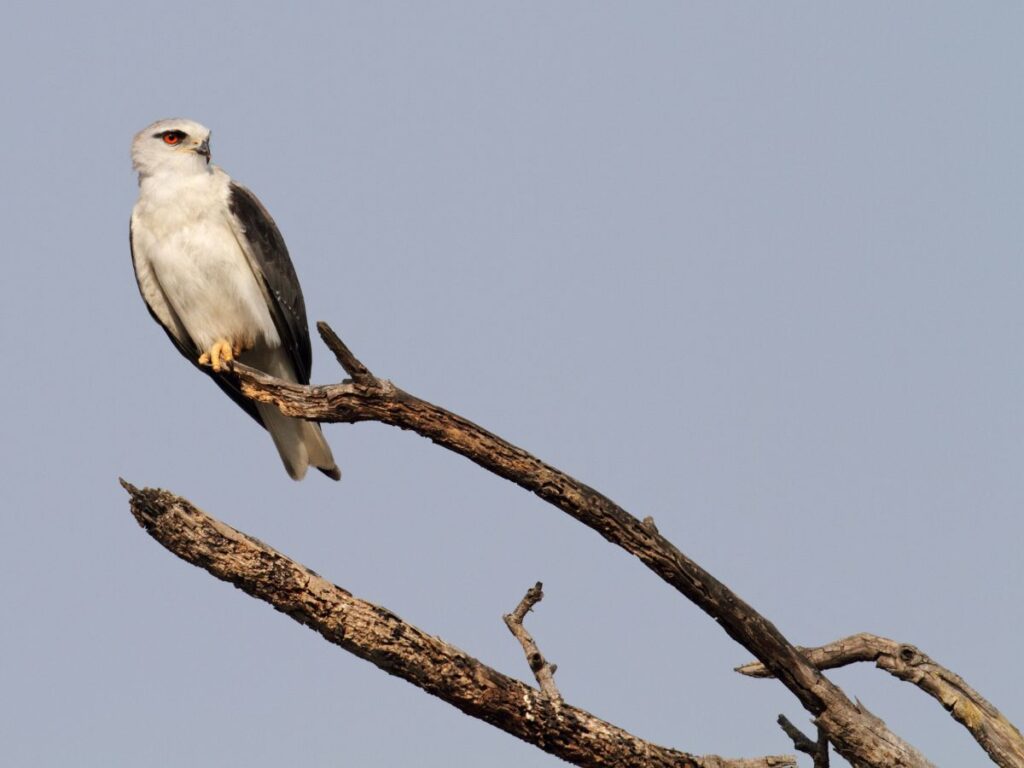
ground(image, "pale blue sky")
xmin=1 ymin=3 xmax=1021 ymax=766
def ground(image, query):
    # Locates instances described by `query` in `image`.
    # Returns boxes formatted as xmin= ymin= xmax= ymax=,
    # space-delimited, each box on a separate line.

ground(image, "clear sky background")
xmin=1 ymin=3 xmax=1020 ymax=766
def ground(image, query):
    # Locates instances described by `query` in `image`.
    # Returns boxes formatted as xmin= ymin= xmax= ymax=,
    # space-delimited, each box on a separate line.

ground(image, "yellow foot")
xmin=198 ymin=339 xmax=235 ymax=372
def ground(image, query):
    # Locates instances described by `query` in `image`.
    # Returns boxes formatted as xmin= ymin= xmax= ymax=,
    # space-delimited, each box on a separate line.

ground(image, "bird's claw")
xmin=199 ymin=339 xmax=235 ymax=372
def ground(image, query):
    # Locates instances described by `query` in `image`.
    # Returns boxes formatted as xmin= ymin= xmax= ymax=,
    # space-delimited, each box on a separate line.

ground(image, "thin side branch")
xmin=739 ymin=634 xmax=1024 ymax=768
xmin=777 ymin=716 xmax=828 ymax=768
xmin=503 ymin=582 xmax=561 ymax=702
xmin=122 ymin=481 xmax=792 ymax=768
xmin=227 ymin=324 xmax=932 ymax=768
xmin=316 ymin=321 xmax=375 ymax=385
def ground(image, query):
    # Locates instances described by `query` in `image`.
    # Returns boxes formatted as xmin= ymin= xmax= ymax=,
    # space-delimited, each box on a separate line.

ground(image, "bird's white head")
xmin=132 ymin=118 xmax=212 ymax=179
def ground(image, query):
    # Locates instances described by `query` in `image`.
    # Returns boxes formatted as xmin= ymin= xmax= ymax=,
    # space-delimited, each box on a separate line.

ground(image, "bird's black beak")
xmin=196 ymin=138 xmax=211 ymax=162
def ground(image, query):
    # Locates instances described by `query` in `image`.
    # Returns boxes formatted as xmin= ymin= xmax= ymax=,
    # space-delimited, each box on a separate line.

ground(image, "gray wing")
xmin=129 ymin=221 xmax=264 ymax=426
xmin=226 ymin=182 xmax=313 ymax=384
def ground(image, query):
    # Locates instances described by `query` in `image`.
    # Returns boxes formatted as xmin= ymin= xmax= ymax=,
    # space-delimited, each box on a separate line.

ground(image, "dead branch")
xmin=777 ymin=716 xmax=829 ymax=768
xmin=224 ymin=324 xmax=932 ymax=767
xmin=317 ymin=320 xmax=375 ymax=385
xmin=503 ymin=582 xmax=562 ymax=703
xmin=738 ymin=633 xmax=1024 ymax=768
xmin=122 ymin=480 xmax=793 ymax=768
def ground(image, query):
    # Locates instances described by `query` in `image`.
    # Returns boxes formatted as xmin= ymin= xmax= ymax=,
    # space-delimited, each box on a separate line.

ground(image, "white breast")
xmin=131 ymin=169 xmax=280 ymax=353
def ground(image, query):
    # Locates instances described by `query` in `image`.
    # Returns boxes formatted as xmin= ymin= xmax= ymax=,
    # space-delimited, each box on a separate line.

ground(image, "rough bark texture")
xmin=739 ymin=634 xmax=1024 ymax=768
xmin=122 ymin=480 xmax=793 ymax=768
xmin=219 ymin=323 xmax=932 ymax=767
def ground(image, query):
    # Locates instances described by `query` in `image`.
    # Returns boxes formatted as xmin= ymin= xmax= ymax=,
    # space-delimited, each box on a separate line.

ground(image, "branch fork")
xmin=738 ymin=634 xmax=1024 ymax=767
xmin=776 ymin=716 xmax=829 ymax=768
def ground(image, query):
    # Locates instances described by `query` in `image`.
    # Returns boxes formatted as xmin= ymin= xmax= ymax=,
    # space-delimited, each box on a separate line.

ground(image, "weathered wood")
xmin=223 ymin=324 xmax=933 ymax=767
xmin=122 ymin=480 xmax=793 ymax=768
xmin=777 ymin=716 xmax=829 ymax=768
xmin=503 ymin=582 xmax=562 ymax=703
xmin=316 ymin=320 xmax=374 ymax=385
xmin=739 ymin=633 xmax=1024 ymax=768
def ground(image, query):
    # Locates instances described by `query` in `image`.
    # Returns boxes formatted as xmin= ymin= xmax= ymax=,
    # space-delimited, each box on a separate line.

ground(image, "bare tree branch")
xmin=121 ymin=480 xmax=793 ymax=768
xmin=738 ymin=634 xmax=1024 ymax=768
xmin=503 ymin=582 xmax=561 ymax=703
xmin=776 ymin=716 xmax=815 ymax=755
xmin=776 ymin=716 xmax=829 ymax=768
xmin=223 ymin=324 xmax=932 ymax=767
xmin=316 ymin=320 xmax=375 ymax=385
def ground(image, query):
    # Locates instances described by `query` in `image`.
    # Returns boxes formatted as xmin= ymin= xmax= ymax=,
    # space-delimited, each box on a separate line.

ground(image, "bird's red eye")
xmin=162 ymin=131 xmax=183 ymax=145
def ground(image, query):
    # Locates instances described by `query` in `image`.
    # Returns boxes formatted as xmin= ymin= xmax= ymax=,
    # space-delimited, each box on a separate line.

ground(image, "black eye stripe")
xmin=153 ymin=129 xmax=188 ymax=141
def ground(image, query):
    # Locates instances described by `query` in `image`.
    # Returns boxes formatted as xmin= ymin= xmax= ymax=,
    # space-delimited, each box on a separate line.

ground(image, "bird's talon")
xmin=201 ymin=339 xmax=235 ymax=372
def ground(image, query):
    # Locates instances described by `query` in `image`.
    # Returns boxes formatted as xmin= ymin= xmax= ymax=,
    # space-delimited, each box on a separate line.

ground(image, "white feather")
xmin=130 ymin=118 xmax=339 ymax=481
xmin=132 ymin=168 xmax=280 ymax=353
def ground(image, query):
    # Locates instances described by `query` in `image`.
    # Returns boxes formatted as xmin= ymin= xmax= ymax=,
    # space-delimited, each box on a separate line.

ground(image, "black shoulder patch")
xmin=228 ymin=183 xmax=314 ymax=382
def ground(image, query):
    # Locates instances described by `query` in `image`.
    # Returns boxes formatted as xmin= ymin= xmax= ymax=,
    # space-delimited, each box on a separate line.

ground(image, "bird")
xmin=129 ymin=118 xmax=341 ymax=481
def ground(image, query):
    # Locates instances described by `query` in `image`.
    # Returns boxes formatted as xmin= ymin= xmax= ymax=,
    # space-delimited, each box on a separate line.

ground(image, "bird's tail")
xmin=256 ymin=402 xmax=341 ymax=481
xmin=245 ymin=344 xmax=341 ymax=481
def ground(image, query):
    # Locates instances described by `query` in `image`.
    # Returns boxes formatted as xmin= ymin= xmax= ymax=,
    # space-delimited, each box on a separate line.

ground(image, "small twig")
xmin=316 ymin=321 xmax=375 ymax=384
xmin=776 ymin=716 xmax=828 ymax=768
xmin=777 ymin=715 xmax=816 ymax=755
xmin=504 ymin=582 xmax=562 ymax=703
